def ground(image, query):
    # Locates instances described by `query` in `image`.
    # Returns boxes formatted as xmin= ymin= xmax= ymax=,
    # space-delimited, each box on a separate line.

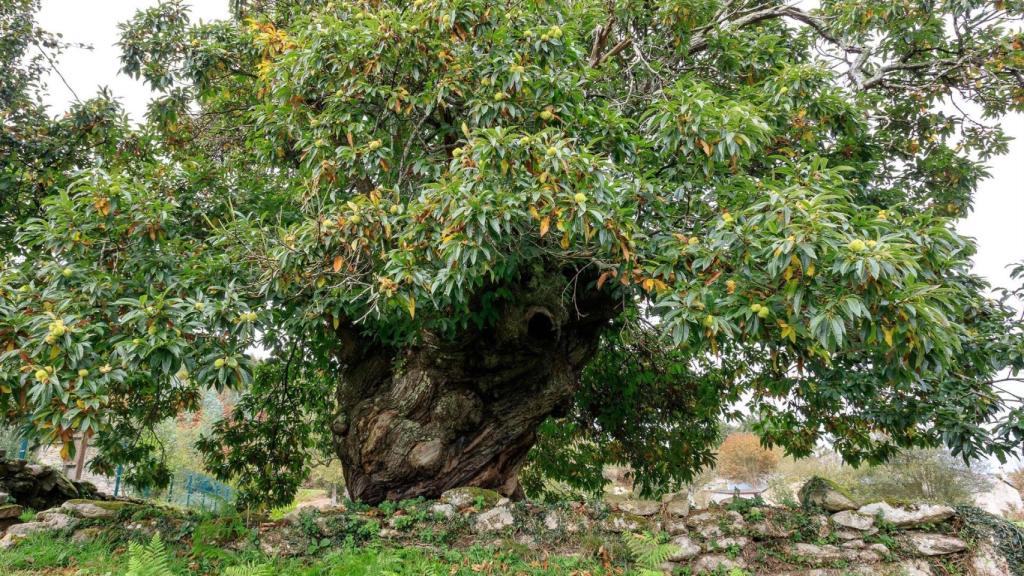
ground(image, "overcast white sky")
xmin=35 ymin=2 xmax=1024 ymax=467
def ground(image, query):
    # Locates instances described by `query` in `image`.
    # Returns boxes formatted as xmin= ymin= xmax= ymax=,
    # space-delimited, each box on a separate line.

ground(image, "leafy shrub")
xmin=725 ymin=495 xmax=766 ymax=516
xmin=845 ymin=449 xmax=991 ymax=505
xmin=1010 ymin=468 xmax=1024 ymax=495
xmin=765 ymin=474 xmax=799 ymax=507
xmin=775 ymin=449 xmax=991 ymax=506
xmin=0 ymin=424 xmax=34 ymax=462
xmin=126 ymin=532 xmax=274 ymax=576
xmin=717 ymin=433 xmax=780 ymax=483
xmin=191 ymin=514 xmax=250 ymax=560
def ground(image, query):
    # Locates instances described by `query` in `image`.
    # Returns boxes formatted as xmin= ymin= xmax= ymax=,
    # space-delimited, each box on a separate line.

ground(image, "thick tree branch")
xmin=681 ymin=3 xmax=1012 ymax=95
xmin=589 ymin=9 xmax=616 ymax=67
xmin=688 ymin=4 xmax=861 ymax=55
xmin=592 ymin=38 xmax=632 ymax=68
xmin=589 ymin=3 xmax=635 ymax=68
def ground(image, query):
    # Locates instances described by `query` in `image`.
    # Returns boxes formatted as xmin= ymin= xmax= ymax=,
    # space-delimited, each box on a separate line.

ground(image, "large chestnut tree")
xmin=2 ymin=0 xmax=1024 ymax=505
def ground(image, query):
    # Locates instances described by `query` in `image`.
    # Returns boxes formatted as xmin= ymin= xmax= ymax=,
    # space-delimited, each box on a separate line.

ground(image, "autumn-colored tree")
xmin=717 ymin=433 xmax=780 ymax=484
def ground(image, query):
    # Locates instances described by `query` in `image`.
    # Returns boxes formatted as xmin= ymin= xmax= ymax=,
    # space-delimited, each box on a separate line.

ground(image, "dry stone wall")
xmin=263 ymin=483 xmax=1020 ymax=575
xmin=0 ymin=477 xmax=1018 ymax=575
xmin=0 ymin=450 xmax=107 ymax=522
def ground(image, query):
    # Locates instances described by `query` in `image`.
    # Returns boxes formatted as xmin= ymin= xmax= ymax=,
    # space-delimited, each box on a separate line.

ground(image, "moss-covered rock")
xmin=439 ymin=487 xmax=501 ymax=510
xmin=858 ymin=501 xmax=955 ymax=528
xmin=0 ymin=503 xmax=23 ymax=519
xmin=473 ymin=506 xmax=514 ymax=533
xmin=798 ymin=476 xmax=858 ymax=512
xmin=616 ymin=499 xmax=660 ymax=516
xmin=62 ymin=498 xmax=132 ymax=511
xmin=61 ymin=499 xmax=134 ymax=519
xmin=601 ymin=511 xmax=650 ymax=533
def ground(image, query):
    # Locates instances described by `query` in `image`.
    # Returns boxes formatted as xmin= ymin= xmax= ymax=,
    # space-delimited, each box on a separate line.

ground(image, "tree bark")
xmin=331 ymin=271 xmax=617 ymax=504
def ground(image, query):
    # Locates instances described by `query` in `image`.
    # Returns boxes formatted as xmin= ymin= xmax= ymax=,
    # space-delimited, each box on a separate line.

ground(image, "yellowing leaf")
xmin=882 ymin=326 xmax=894 ymax=347
xmin=333 ymin=255 xmax=343 ymax=273
xmin=620 ymin=242 xmax=632 ymax=262
xmin=94 ymin=197 xmax=110 ymax=216
xmin=461 ymin=121 xmax=471 ymax=138
xmin=407 ymin=296 xmax=416 ymax=319
xmin=539 ymin=216 xmax=551 ymax=237
xmin=778 ymin=320 xmax=797 ymax=343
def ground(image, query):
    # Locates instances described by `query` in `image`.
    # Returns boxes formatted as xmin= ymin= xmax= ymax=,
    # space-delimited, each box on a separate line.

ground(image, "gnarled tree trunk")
xmin=331 ymin=272 xmax=616 ymax=504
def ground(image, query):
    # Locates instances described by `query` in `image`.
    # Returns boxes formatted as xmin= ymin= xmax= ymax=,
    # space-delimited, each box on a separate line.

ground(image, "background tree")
xmin=716 ymin=432 xmax=780 ymax=485
xmin=1011 ymin=467 xmax=1024 ymax=500
xmin=2 ymin=0 xmax=1024 ymax=505
xmin=842 ymin=448 xmax=991 ymax=505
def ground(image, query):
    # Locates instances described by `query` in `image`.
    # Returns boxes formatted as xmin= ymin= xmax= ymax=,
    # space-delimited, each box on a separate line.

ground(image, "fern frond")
xmin=623 ymin=532 xmax=676 ymax=570
xmin=371 ymin=551 xmax=407 ymax=576
xmin=125 ymin=533 xmax=175 ymax=576
xmin=223 ymin=563 xmax=275 ymax=576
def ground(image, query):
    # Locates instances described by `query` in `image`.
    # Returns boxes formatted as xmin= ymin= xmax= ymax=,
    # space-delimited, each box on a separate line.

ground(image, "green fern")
xmin=623 ymin=532 xmax=676 ymax=575
xmin=125 ymin=533 xmax=175 ymax=576
xmin=223 ymin=563 xmax=275 ymax=576
xmin=368 ymin=550 xmax=406 ymax=576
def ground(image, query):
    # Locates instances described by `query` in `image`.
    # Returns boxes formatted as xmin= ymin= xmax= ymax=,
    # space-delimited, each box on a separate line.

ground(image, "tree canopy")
xmin=2 ymin=0 xmax=1024 ymax=504
xmin=0 ymin=0 xmax=138 ymax=248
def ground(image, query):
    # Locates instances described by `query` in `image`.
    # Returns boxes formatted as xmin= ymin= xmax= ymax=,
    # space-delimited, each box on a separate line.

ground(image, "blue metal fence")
xmin=115 ymin=467 xmax=236 ymax=513
xmin=3 ymin=432 xmax=235 ymax=514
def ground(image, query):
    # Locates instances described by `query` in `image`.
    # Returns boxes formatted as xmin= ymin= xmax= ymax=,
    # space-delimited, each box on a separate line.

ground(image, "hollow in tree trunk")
xmin=331 ymin=272 xmax=617 ymax=504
